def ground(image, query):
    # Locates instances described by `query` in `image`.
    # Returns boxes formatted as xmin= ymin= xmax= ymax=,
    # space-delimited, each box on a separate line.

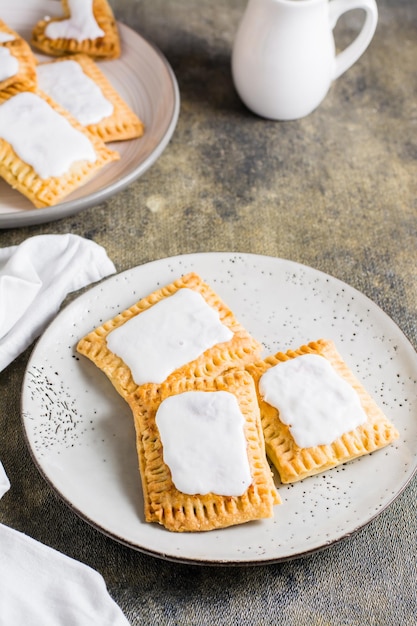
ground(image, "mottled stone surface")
xmin=0 ymin=1 xmax=416 ymax=624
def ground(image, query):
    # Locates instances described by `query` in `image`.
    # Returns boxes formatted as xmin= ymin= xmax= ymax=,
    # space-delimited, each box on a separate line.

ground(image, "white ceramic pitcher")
xmin=231 ymin=0 xmax=378 ymax=120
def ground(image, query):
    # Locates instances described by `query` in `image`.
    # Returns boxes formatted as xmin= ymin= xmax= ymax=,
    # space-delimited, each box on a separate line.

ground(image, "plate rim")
xmin=21 ymin=252 xmax=417 ymax=565
xmin=0 ymin=19 xmax=180 ymax=229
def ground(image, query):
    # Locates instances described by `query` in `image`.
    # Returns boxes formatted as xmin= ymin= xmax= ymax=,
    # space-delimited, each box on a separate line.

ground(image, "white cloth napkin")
xmin=0 ymin=461 xmax=10 ymax=500
xmin=0 ymin=522 xmax=131 ymax=626
xmin=0 ymin=461 xmax=129 ymax=624
xmin=0 ymin=236 xmax=130 ymax=624
xmin=0 ymin=234 xmax=116 ymax=372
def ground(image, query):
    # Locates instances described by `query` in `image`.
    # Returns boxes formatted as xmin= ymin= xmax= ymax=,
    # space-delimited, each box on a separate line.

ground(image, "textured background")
xmin=0 ymin=1 xmax=416 ymax=624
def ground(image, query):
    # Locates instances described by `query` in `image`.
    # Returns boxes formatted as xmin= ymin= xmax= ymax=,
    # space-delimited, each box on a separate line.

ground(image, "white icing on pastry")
xmin=0 ymin=33 xmax=15 ymax=43
xmin=156 ymin=390 xmax=252 ymax=496
xmin=259 ymin=353 xmax=367 ymax=448
xmin=106 ymin=288 xmax=234 ymax=385
xmin=37 ymin=61 xmax=113 ymax=126
xmin=45 ymin=0 xmax=105 ymax=42
xmin=0 ymin=92 xmax=97 ymax=179
xmin=0 ymin=47 xmax=18 ymax=81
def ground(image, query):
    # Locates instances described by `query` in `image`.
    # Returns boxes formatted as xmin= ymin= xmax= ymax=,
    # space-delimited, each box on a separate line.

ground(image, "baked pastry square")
xmin=0 ymin=89 xmax=119 ymax=208
xmin=37 ymin=54 xmax=144 ymax=142
xmin=77 ymin=272 xmax=263 ymax=401
xmin=31 ymin=0 xmax=121 ymax=60
xmin=0 ymin=19 xmax=37 ymax=93
xmin=246 ymin=339 xmax=399 ymax=484
xmin=128 ymin=368 xmax=280 ymax=532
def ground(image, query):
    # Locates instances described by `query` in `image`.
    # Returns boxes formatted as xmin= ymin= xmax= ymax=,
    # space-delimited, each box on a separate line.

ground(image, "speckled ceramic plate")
xmin=21 ymin=253 xmax=417 ymax=565
xmin=0 ymin=0 xmax=180 ymax=228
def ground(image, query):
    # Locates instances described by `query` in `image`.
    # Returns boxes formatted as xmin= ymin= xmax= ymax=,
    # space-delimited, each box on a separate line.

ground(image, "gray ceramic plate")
xmin=0 ymin=0 xmax=180 ymax=228
xmin=21 ymin=253 xmax=417 ymax=565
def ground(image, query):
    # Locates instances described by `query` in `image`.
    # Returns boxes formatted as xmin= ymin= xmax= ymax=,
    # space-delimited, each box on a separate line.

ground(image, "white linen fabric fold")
xmin=0 ymin=522 xmax=130 ymax=626
xmin=0 ymin=235 xmax=131 ymax=623
xmin=0 ymin=235 xmax=129 ymax=624
xmin=0 ymin=234 xmax=116 ymax=372
xmin=0 ymin=461 xmax=10 ymax=499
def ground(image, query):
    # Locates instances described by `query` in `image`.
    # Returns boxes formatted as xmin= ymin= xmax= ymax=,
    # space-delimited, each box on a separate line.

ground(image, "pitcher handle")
xmin=329 ymin=0 xmax=378 ymax=79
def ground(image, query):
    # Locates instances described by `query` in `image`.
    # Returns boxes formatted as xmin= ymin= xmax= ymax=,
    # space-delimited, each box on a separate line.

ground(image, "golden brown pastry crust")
xmin=0 ymin=19 xmax=37 ymax=93
xmin=128 ymin=369 xmax=280 ymax=532
xmin=0 ymin=89 xmax=119 ymax=208
xmin=31 ymin=0 xmax=121 ymax=60
xmin=37 ymin=54 xmax=144 ymax=142
xmin=77 ymin=272 xmax=263 ymax=401
xmin=246 ymin=339 xmax=400 ymax=484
